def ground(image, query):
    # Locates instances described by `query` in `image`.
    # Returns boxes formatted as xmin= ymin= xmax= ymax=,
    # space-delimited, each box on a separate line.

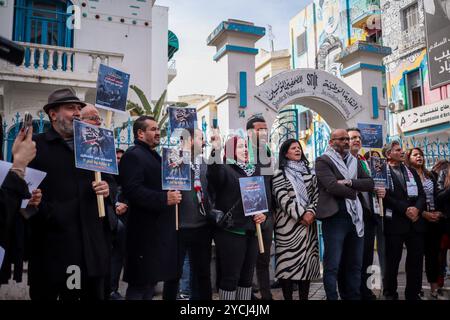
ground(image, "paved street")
xmin=1 ymin=249 xmax=449 ymax=300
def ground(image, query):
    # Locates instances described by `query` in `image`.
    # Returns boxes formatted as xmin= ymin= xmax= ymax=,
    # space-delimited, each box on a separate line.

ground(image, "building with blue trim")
xmin=0 ymin=0 xmax=178 ymax=159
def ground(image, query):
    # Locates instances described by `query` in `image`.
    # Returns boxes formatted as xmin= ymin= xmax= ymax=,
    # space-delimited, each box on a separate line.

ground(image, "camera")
xmin=0 ymin=36 xmax=25 ymax=66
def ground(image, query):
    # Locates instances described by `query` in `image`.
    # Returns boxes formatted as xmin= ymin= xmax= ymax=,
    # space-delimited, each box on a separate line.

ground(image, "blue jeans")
xmin=322 ymin=210 xmax=364 ymax=300
xmin=179 ymin=253 xmax=192 ymax=295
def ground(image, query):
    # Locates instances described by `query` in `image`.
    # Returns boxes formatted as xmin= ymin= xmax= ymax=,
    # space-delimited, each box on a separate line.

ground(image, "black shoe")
xmin=362 ymin=290 xmax=377 ymax=300
xmin=362 ymin=293 xmax=377 ymax=300
xmin=383 ymin=292 xmax=399 ymax=300
xmin=110 ymin=291 xmax=124 ymax=300
xmin=271 ymin=280 xmax=281 ymax=289
xmin=251 ymin=294 xmax=260 ymax=301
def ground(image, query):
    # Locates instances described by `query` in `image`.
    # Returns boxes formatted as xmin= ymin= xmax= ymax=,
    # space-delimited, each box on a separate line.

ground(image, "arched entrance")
xmin=255 ymin=68 xmax=365 ymax=130
xmin=255 ymin=68 xmax=382 ymax=163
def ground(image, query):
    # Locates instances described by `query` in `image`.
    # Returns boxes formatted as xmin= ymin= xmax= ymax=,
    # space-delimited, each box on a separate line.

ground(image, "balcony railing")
xmin=2 ymin=42 xmax=124 ymax=76
xmin=398 ymin=24 xmax=426 ymax=53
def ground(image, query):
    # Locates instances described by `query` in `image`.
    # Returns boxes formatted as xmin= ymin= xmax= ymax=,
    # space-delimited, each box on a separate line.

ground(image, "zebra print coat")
xmin=272 ymin=169 xmax=321 ymax=280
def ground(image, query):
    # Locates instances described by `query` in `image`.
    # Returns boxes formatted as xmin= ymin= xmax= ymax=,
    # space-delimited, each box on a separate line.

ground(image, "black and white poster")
xmin=424 ymin=0 xmax=450 ymax=89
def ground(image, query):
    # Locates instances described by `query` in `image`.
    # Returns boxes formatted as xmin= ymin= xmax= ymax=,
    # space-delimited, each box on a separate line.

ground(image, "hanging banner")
xmin=397 ymin=98 xmax=450 ymax=133
xmin=424 ymin=0 xmax=450 ymax=89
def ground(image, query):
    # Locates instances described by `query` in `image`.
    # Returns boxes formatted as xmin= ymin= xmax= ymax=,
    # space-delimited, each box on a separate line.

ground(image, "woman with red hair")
xmin=207 ymin=134 xmax=267 ymax=300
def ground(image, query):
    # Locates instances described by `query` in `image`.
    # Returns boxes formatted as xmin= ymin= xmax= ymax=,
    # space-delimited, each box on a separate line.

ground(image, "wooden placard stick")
xmin=176 ymin=204 xmax=179 ymax=231
xmin=95 ymin=110 xmax=114 ymax=218
xmin=256 ymin=223 xmax=264 ymax=254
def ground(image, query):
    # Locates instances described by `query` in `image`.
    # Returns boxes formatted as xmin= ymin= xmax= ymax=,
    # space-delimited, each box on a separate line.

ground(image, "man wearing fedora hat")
xmin=27 ymin=87 xmax=112 ymax=300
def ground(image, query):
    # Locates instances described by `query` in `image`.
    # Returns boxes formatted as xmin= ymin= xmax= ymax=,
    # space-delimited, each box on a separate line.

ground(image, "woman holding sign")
xmin=207 ymin=135 xmax=267 ymax=300
xmin=272 ymin=139 xmax=320 ymax=300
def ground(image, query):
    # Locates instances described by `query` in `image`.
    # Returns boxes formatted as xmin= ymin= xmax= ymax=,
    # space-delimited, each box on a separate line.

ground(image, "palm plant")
xmin=115 ymin=85 xmax=188 ymax=139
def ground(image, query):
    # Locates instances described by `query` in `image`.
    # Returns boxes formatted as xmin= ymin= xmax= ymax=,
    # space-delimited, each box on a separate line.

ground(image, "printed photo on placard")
xmin=95 ymin=64 xmax=130 ymax=113
xmin=358 ymin=123 xmax=383 ymax=149
xmin=239 ymin=176 xmax=268 ymax=216
xmin=370 ymin=156 xmax=388 ymax=188
xmin=168 ymin=107 xmax=197 ymax=136
xmin=162 ymin=147 xmax=191 ymax=191
xmin=73 ymin=120 xmax=118 ymax=175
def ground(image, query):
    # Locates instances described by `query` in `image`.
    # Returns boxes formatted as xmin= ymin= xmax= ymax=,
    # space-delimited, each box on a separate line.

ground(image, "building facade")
xmin=0 ymin=0 xmax=178 ymax=159
xmin=289 ymin=0 xmax=388 ymax=159
xmin=381 ymin=0 xmax=450 ymax=166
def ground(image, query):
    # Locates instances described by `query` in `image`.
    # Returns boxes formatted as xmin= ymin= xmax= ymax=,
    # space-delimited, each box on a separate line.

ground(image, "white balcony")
xmin=168 ymin=58 xmax=177 ymax=84
xmin=398 ymin=24 xmax=426 ymax=53
xmin=0 ymin=42 xmax=124 ymax=88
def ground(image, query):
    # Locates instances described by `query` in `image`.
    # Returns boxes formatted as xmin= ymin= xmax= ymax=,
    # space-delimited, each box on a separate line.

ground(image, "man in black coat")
xmin=246 ymin=115 xmax=274 ymax=300
xmin=28 ymin=88 xmax=112 ymax=300
xmin=382 ymin=141 xmax=426 ymax=300
xmin=119 ymin=115 xmax=182 ymax=300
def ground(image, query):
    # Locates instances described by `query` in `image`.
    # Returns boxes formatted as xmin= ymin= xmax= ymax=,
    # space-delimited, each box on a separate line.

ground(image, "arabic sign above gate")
xmin=254 ymin=68 xmax=363 ymax=120
xmin=398 ymin=98 xmax=450 ymax=133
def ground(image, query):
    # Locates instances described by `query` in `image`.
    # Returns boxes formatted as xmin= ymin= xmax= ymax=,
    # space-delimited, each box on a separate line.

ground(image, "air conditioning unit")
xmin=388 ymin=100 xmax=404 ymax=113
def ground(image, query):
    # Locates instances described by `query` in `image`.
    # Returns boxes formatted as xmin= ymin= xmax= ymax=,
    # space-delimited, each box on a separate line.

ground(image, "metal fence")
xmin=1 ymin=112 xmax=137 ymax=160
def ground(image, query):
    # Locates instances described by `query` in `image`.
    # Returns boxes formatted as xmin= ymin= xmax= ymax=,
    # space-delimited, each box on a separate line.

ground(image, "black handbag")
xmin=208 ymin=199 xmax=241 ymax=229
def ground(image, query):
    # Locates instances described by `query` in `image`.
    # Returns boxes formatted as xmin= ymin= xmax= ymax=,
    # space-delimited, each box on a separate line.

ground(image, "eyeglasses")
xmin=332 ymin=137 xmax=350 ymax=142
xmin=82 ymin=116 xmax=103 ymax=122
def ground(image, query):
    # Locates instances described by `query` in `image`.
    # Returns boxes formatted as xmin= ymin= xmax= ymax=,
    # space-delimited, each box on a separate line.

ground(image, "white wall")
xmin=151 ymin=5 xmax=168 ymax=101
xmin=75 ymin=8 xmax=153 ymax=103
xmin=0 ymin=1 xmax=14 ymax=39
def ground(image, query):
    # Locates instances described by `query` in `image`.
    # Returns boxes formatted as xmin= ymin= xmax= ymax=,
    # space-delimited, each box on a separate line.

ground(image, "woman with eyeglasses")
xmin=272 ymin=139 xmax=320 ymax=300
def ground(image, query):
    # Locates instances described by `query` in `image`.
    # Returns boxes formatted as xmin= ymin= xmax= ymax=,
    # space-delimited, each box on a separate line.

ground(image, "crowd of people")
xmin=0 ymin=87 xmax=449 ymax=301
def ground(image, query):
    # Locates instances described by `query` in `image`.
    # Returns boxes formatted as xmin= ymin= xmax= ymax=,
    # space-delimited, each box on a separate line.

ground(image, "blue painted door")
xmin=14 ymin=0 xmax=73 ymax=69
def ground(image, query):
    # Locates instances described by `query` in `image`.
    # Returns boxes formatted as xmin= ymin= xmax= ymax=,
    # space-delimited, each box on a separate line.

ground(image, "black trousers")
xmin=424 ymin=222 xmax=443 ymax=284
xmin=110 ymin=219 xmax=126 ymax=293
xmin=279 ymin=279 xmax=310 ymax=300
xmin=361 ymin=215 xmax=376 ymax=297
xmin=29 ymin=275 xmax=105 ymax=300
xmin=214 ymin=228 xmax=258 ymax=291
xmin=163 ymin=225 xmax=213 ymax=300
xmin=384 ymin=231 xmax=424 ymax=300
xmin=255 ymin=218 xmax=273 ymax=300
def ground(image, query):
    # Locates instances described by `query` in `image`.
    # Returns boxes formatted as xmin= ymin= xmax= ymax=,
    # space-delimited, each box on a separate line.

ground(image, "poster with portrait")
xmin=424 ymin=0 xmax=450 ymax=89
xmin=358 ymin=123 xmax=383 ymax=149
xmin=95 ymin=64 xmax=130 ymax=113
xmin=161 ymin=147 xmax=191 ymax=191
xmin=239 ymin=176 xmax=269 ymax=216
xmin=369 ymin=157 xmax=387 ymax=188
xmin=168 ymin=107 xmax=198 ymax=137
xmin=73 ymin=120 xmax=118 ymax=175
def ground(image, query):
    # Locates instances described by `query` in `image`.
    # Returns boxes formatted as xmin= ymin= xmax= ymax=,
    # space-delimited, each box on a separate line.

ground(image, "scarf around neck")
xmin=324 ymin=146 xmax=364 ymax=237
xmin=284 ymin=160 xmax=310 ymax=208
xmin=226 ymin=158 xmax=256 ymax=177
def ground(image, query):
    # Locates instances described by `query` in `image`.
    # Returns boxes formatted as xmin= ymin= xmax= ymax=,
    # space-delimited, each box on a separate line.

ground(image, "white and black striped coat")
xmin=272 ymin=169 xmax=321 ymax=280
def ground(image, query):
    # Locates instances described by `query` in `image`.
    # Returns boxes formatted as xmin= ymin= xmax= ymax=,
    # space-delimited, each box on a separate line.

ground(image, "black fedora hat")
xmin=43 ymin=88 xmax=86 ymax=113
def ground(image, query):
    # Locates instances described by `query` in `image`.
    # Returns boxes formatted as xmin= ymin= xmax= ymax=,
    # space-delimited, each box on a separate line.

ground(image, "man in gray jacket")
xmin=162 ymin=129 xmax=212 ymax=300
xmin=315 ymin=129 xmax=374 ymax=300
